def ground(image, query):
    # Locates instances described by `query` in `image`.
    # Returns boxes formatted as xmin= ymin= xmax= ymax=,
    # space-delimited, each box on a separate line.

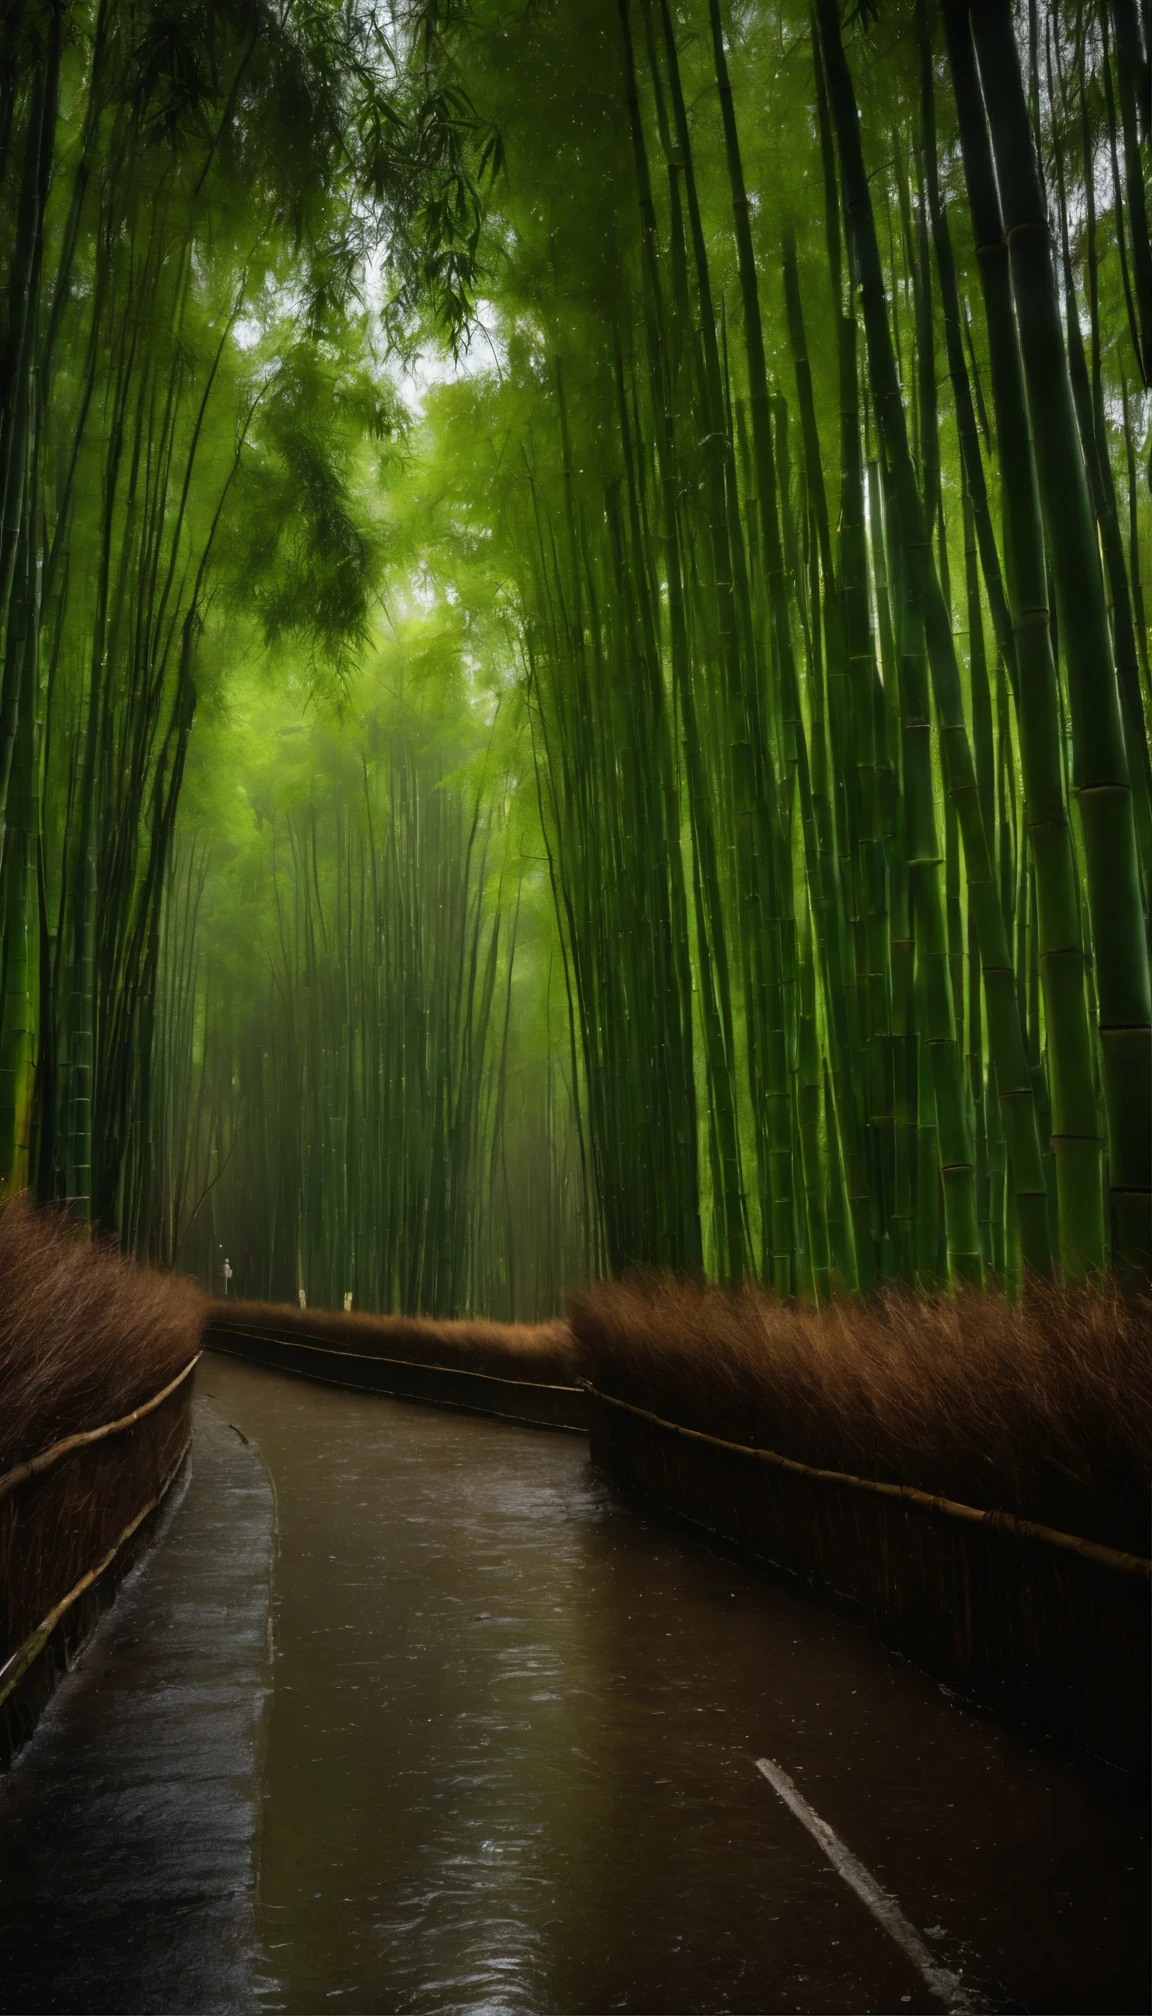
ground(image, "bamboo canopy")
xmin=0 ymin=0 xmax=1147 ymax=1303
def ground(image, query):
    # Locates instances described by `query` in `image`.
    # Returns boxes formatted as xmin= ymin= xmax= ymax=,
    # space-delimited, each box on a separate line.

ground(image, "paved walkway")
xmin=218 ymin=1356 xmax=1148 ymax=2016
xmin=0 ymin=1400 xmax=274 ymax=2014
xmin=0 ymin=1360 xmax=1148 ymax=2015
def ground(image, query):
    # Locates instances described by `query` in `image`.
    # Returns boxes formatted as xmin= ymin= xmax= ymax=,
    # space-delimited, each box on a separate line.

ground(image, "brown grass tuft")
xmin=0 ymin=1199 xmax=204 ymax=1472
xmin=571 ymin=1274 xmax=1152 ymax=1555
xmin=206 ymin=1298 xmax=577 ymax=1385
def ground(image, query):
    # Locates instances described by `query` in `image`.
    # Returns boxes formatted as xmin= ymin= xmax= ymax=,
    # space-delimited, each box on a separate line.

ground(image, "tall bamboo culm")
xmin=497 ymin=0 xmax=1150 ymax=1296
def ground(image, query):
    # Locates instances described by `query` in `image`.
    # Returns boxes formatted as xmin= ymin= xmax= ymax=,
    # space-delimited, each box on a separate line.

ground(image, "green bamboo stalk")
xmin=654 ymin=0 xmax=790 ymax=1286
xmin=0 ymin=528 xmax=39 ymax=1195
xmin=817 ymin=0 xmax=1055 ymax=1282
xmin=965 ymin=0 xmax=1151 ymax=1277
xmin=1050 ymin=36 xmax=1152 ymax=896
xmin=614 ymin=19 xmax=744 ymax=1270
xmin=1106 ymin=0 xmax=1152 ymax=382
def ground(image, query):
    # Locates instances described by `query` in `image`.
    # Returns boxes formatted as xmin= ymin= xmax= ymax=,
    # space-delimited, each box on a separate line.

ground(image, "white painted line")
xmin=754 ymin=1757 xmax=975 ymax=2012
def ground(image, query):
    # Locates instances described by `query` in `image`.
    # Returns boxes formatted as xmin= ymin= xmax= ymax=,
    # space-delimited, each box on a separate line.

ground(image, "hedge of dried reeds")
xmin=205 ymin=1299 xmax=576 ymax=1385
xmin=574 ymin=1276 xmax=1152 ymax=1769
xmin=0 ymin=1386 xmax=193 ymax=1660
xmin=0 ymin=1200 xmax=204 ymax=1474
xmin=571 ymin=1275 xmax=1152 ymax=1558
xmin=0 ymin=1200 xmax=203 ymax=1677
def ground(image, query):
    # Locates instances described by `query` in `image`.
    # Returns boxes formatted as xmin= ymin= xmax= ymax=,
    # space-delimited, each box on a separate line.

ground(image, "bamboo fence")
xmin=0 ymin=1355 xmax=198 ymax=1768
xmin=204 ymin=1307 xmax=585 ymax=1430
xmin=584 ymin=1382 xmax=1151 ymax=1774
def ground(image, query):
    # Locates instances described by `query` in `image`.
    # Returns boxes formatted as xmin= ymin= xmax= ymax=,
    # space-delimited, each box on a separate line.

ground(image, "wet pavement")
xmin=0 ymin=1399 xmax=274 ymax=2012
xmin=1 ymin=1355 xmax=1148 ymax=2013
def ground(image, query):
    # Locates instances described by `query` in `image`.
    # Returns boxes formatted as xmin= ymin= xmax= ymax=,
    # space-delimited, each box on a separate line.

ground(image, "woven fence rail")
xmin=205 ymin=1321 xmax=587 ymax=1432
xmin=0 ymin=1356 xmax=199 ymax=1766
xmin=584 ymin=1384 xmax=1151 ymax=1777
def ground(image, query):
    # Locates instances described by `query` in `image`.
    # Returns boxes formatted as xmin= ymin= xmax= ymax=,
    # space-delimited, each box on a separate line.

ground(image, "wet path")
xmin=1 ymin=1357 xmax=1148 ymax=2014
xmin=214 ymin=1355 xmax=1144 ymax=2016
xmin=0 ymin=1400 xmax=274 ymax=2013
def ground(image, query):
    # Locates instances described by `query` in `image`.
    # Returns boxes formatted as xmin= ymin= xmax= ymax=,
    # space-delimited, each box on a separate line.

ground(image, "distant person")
xmin=298 ymin=1288 xmax=306 ymax=1310
xmin=220 ymin=1258 xmax=232 ymax=1296
xmin=343 ymin=1291 xmax=353 ymax=1312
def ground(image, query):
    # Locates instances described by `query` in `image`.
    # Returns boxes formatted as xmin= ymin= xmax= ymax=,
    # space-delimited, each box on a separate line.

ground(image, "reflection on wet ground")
xmin=1 ymin=1354 xmax=1148 ymax=2015
xmin=210 ymin=1355 xmax=1146 ymax=2016
xmin=0 ymin=1401 xmax=274 ymax=2014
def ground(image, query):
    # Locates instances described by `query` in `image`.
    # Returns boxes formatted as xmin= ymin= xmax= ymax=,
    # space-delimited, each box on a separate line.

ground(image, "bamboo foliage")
xmin=463 ymin=0 xmax=1150 ymax=1295
xmin=6 ymin=0 xmax=1148 ymax=1309
xmin=0 ymin=0 xmax=501 ymax=1238
xmin=159 ymin=713 xmax=588 ymax=1319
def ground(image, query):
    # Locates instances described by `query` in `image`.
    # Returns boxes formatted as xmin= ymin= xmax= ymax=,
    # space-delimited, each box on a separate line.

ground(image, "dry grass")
xmin=0 ymin=1386 xmax=193 ymax=1656
xmin=0 ymin=1199 xmax=204 ymax=1473
xmin=571 ymin=1274 xmax=1152 ymax=1555
xmin=205 ymin=1298 xmax=577 ymax=1385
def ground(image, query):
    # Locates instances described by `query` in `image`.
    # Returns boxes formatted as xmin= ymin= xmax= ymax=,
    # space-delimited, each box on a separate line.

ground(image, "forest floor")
xmin=1 ymin=1356 xmax=1147 ymax=2015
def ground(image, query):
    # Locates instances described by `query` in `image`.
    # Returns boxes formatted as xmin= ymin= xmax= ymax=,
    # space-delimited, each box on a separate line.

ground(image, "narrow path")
xmin=0 ymin=1400 xmax=274 ymax=2015
xmin=213 ymin=1354 xmax=1145 ymax=2016
xmin=1 ymin=1358 xmax=1148 ymax=2015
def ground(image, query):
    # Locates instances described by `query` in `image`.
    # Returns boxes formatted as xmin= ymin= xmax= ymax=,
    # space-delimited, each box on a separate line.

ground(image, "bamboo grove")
xmin=0 ymin=0 xmax=496 ymax=1238
xmin=157 ymin=689 xmax=589 ymax=1317
xmin=1 ymin=0 xmax=1149 ymax=1311
xmin=454 ymin=0 xmax=1151 ymax=1297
